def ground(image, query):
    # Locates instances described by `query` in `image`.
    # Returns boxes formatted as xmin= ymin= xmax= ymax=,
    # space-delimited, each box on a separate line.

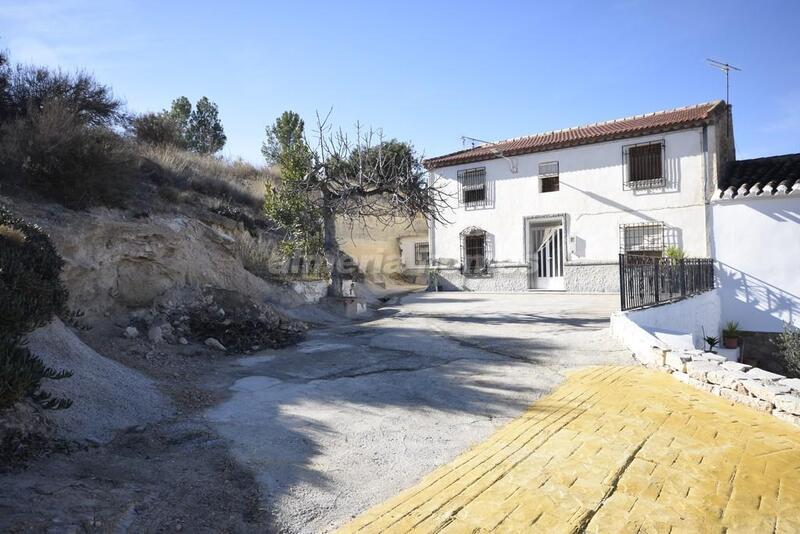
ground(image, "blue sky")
xmin=2 ymin=0 xmax=798 ymax=163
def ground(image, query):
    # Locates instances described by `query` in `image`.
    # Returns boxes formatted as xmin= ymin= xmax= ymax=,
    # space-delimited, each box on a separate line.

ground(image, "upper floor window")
xmin=620 ymin=222 xmax=664 ymax=258
xmin=539 ymin=161 xmax=559 ymax=193
xmin=457 ymin=167 xmax=488 ymax=207
xmin=414 ymin=242 xmax=429 ymax=266
xmin=623 ymin=140 xmax=665 ymax=189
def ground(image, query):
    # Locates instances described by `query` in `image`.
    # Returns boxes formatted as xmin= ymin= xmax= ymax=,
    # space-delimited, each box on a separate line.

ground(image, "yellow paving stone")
xmin=336 ymin=366 xmax=800 ymax=534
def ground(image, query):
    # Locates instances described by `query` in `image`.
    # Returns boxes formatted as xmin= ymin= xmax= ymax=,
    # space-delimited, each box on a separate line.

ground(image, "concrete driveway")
xmin=205 ymin=293 xmax=631 ymax=533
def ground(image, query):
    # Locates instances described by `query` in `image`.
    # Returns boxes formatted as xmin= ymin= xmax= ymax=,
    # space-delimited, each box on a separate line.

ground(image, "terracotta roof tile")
xmin=424 ymin=101 xmax=725 ymax=169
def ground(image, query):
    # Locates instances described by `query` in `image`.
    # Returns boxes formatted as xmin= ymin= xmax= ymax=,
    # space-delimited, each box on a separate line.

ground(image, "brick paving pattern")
xmin=337 ymin=366 xmax=800 ymax=533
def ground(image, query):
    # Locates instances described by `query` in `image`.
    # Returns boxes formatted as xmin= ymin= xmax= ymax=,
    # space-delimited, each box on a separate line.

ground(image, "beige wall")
xmin=337 ymin=215 xmax=427 ymax=276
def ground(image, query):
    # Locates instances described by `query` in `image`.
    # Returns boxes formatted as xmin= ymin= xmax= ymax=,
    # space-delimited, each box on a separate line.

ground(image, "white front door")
xmin=528 ymin=222 xmax=565 ymax=290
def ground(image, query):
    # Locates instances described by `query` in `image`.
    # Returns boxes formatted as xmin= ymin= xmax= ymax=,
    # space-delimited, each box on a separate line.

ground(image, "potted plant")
xmin=722 ymin=321 xmax=741 ymax=349
xmin=703 ymin=334 xmax=720 ymax=353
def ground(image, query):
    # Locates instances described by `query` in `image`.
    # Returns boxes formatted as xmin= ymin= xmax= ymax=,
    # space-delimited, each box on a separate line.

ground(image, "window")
xmin=539 ymin=161 xmax=559 ymax=193
xmin=620 ymin=222 xmax=664 ymax=258
xmin=624 ymin=141 xmax=665 ymax=189
xmin=457 ymin=167 xmax=487 ymax=206
xmin=464 ymin=234 xmax=486 ymax=274
xmin=414 ymin=242 xmax=429 ymax=266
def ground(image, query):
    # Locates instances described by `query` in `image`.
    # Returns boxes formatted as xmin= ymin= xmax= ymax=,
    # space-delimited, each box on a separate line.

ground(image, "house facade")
xmin=425 ymin=101 xmax=735 ymax=293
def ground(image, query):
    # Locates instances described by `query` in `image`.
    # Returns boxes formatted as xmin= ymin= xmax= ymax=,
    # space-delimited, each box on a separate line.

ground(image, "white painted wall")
xmin=711 ymin=196 xmax=800 ymax=331
xmin=399 ymin=236 xmax=428 ymax=270
xmin=611 ymin=290 xmax=722 ymax=358
xmin=431 ymin=126 xmax=715 ymax=268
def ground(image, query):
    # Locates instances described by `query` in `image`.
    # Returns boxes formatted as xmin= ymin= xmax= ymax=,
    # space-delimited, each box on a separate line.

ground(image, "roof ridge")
xmin=486 ymin=100 xmax=723 ymax=146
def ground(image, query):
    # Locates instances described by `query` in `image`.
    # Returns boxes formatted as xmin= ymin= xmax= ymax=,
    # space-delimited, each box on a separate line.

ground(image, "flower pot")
xmin=723 ymin=336 xmax=739 ymax=349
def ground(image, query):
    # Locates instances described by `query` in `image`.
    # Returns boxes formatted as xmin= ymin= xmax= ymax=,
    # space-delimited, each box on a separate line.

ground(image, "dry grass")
xmin=0 ymin=224 xmax=26 ymax=243
xmin=140 ymin=145 xmax=278 ymax=208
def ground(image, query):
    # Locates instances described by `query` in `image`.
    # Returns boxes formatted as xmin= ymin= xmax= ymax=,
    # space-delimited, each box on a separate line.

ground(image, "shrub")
xmin=0 ymin=205 xmax=72 ymax=411
xmin=777 ymin=325 xmax=800 ymax=378
xmin=0 ymin=340 xmax=72 ymax=410
xmin=5 ymin=63 xmax=123 ymax=127
xmin=140 ymin=144 xmax=271 ymax=208
xmin=0 ymin=100 xmax=134 ymax=208
xmin=130 ymin=112 xmax=185 ymax=148
xmin=0 ymin=206 xmax=68 ymax=335
xmin=665 ymin=246 xmax=686 ymax=260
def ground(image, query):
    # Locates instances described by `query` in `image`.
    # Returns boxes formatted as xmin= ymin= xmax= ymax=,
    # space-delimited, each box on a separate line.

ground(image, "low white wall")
xmin=611 ymin=290 xmax=721 ymax=361
xmin=290 ymin=280 xmax=329 ymax=304
xmin=711 ymin=196 xmax=800 ymax=331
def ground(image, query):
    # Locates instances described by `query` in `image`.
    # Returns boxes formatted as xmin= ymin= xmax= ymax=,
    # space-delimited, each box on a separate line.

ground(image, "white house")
xmin=712 ymin=153 xmax=800 ymax=331
xmin=425 ymin=101 xmax=735 ymax=293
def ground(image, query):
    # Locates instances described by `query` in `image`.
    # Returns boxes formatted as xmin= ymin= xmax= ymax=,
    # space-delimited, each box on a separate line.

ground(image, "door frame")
xmin=523 ymin=213 xmax=569 ymax=290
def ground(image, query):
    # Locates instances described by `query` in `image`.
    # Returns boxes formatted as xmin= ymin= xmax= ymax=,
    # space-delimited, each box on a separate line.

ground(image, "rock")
xmin=664 ymin=351 xmax=691 ymax=372
xmin=773 ymin=394 xmax=800 ymax=416
xmin=695 ymin=352 xmax=726 ymax=363
xmin=721 ymin=361 xmax=752 ymax=372
xmin=124 ymin=326 xmax=140 ymax=339
xmin=739 ymin=380 xmax=791 ymax=404
xmin=204 ymin=337 xmax=226 ymax=351
xmin=178 ymin=337 xmax=189 ymax=345
xmin=685 ymin=360 xmax=721 ymax=381
xmin=718 ymin=387 xmax=773 ymax=412
xmin=745 ymin=368 xmax=785 ymax=381
xmin=706 ymin=369 xmax=750 ymax=389
xmin=773 ymin=410 xmax=800 ymax=427
xmin=147 ymin=326 xmax=163 ymax=344
xmin=671 ymin=371 xmax=716 ymax=393
xmin=779 ymin=378 xmax=800 ymax=393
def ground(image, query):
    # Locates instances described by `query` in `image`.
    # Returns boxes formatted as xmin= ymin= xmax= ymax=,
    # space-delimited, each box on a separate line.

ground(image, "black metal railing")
xmin=619 ymin=254 xmax=714 ymax=311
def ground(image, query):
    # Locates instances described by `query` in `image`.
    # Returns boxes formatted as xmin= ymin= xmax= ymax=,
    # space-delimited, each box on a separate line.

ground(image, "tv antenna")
xmin=460 ymin=136 xmax=518 ymax=173
xmin=706 ymin=58 xmax=741 ymax=103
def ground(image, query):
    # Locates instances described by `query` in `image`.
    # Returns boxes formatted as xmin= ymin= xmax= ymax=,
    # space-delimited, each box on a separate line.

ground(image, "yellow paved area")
xmin=338 ymin=366 xmax=800 ymax=533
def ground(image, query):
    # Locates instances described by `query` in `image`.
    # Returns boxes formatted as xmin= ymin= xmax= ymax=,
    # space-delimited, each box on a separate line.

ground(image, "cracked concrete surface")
xmin=205 ymin=293 xmax=631 ymax=533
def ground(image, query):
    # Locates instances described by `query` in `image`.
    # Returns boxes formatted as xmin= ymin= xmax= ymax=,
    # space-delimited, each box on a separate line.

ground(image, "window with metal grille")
xmin=623 ymin=141 xmax=665 ymax=189
xmin=464 ymin=234 xmax=486 ymax=274
xmin=414 ymin=242 xmax=429 ymax=266
xmin=539 ymin=161 xmax=559 ymax=193
xmin=620 ymin=222 xmax=664 ymax=258
xmin=457 ymin=167 xmax=487 ymax=206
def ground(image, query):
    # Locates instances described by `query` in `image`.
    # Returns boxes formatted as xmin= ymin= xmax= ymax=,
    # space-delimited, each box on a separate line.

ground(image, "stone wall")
xmin=632 ymin=344 xmax=800 ymax=427
xmin=564 ymin=261 xmax=619 ymax=293
xmin=433 ymin=266 xmax=529 ymax=292
xmin=433 ymin=262 xmax=620 ymax=293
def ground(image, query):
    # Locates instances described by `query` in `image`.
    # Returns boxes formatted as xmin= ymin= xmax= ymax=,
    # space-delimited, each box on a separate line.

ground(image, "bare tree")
xmin=291 ymin=114 xmax=450 ymax=297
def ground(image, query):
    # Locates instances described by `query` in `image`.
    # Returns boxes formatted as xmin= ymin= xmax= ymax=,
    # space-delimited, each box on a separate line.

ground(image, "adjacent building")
xmin=424 ymin=101 xmax=735 ymax=292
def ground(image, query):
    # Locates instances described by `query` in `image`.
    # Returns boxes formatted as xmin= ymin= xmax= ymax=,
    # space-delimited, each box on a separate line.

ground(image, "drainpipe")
xmin=701 ymin=124 xmax=712 ymax=258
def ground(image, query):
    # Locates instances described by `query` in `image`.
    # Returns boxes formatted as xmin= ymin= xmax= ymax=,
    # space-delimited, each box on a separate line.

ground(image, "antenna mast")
xmin=706 ymin=58 xmax=741 ymax=103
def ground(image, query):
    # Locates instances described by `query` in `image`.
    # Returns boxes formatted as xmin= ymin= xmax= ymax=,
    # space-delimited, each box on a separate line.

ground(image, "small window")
xmin=458 ymin=167 xmax=487 ymax=206
xmin=624 ymin=141 xmax=665 ymax=189
xmin=414 ymin=242 xmax=429 ymax=266
xmin=539 ymin=161 xmax=559 ymax=193
xmin=464 ymin=234 xmax=486 ymax=274
xmin=620 ymin=222 xmax=664 ymax=258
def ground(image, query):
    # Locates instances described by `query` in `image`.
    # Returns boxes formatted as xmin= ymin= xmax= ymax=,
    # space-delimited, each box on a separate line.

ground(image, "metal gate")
xmin=528 ymin=223 xmax=565 ymax=290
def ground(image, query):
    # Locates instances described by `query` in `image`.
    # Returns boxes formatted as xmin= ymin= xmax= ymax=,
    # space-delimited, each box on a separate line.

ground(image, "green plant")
xmin=187 ymin=97 xmax=226 ymax=154
xmin=0 ymin=340 xmax=72 ymax=410
xmin=723 ymin=321 xmax=741 ymax=338
xmin=703 ymin=335 xmax=719 ymax=352
xmin=0 ymin=205 xmax=72 ymax=411
xmin=665 ymin=246 xmax=686 ymax=260
xmin=776 ymin=325 xmax=800 ymax=378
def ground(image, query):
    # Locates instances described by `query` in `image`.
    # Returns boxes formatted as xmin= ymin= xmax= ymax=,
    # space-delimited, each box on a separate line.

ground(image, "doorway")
xmin=528 ymin=220 xmax=565 ymax=290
